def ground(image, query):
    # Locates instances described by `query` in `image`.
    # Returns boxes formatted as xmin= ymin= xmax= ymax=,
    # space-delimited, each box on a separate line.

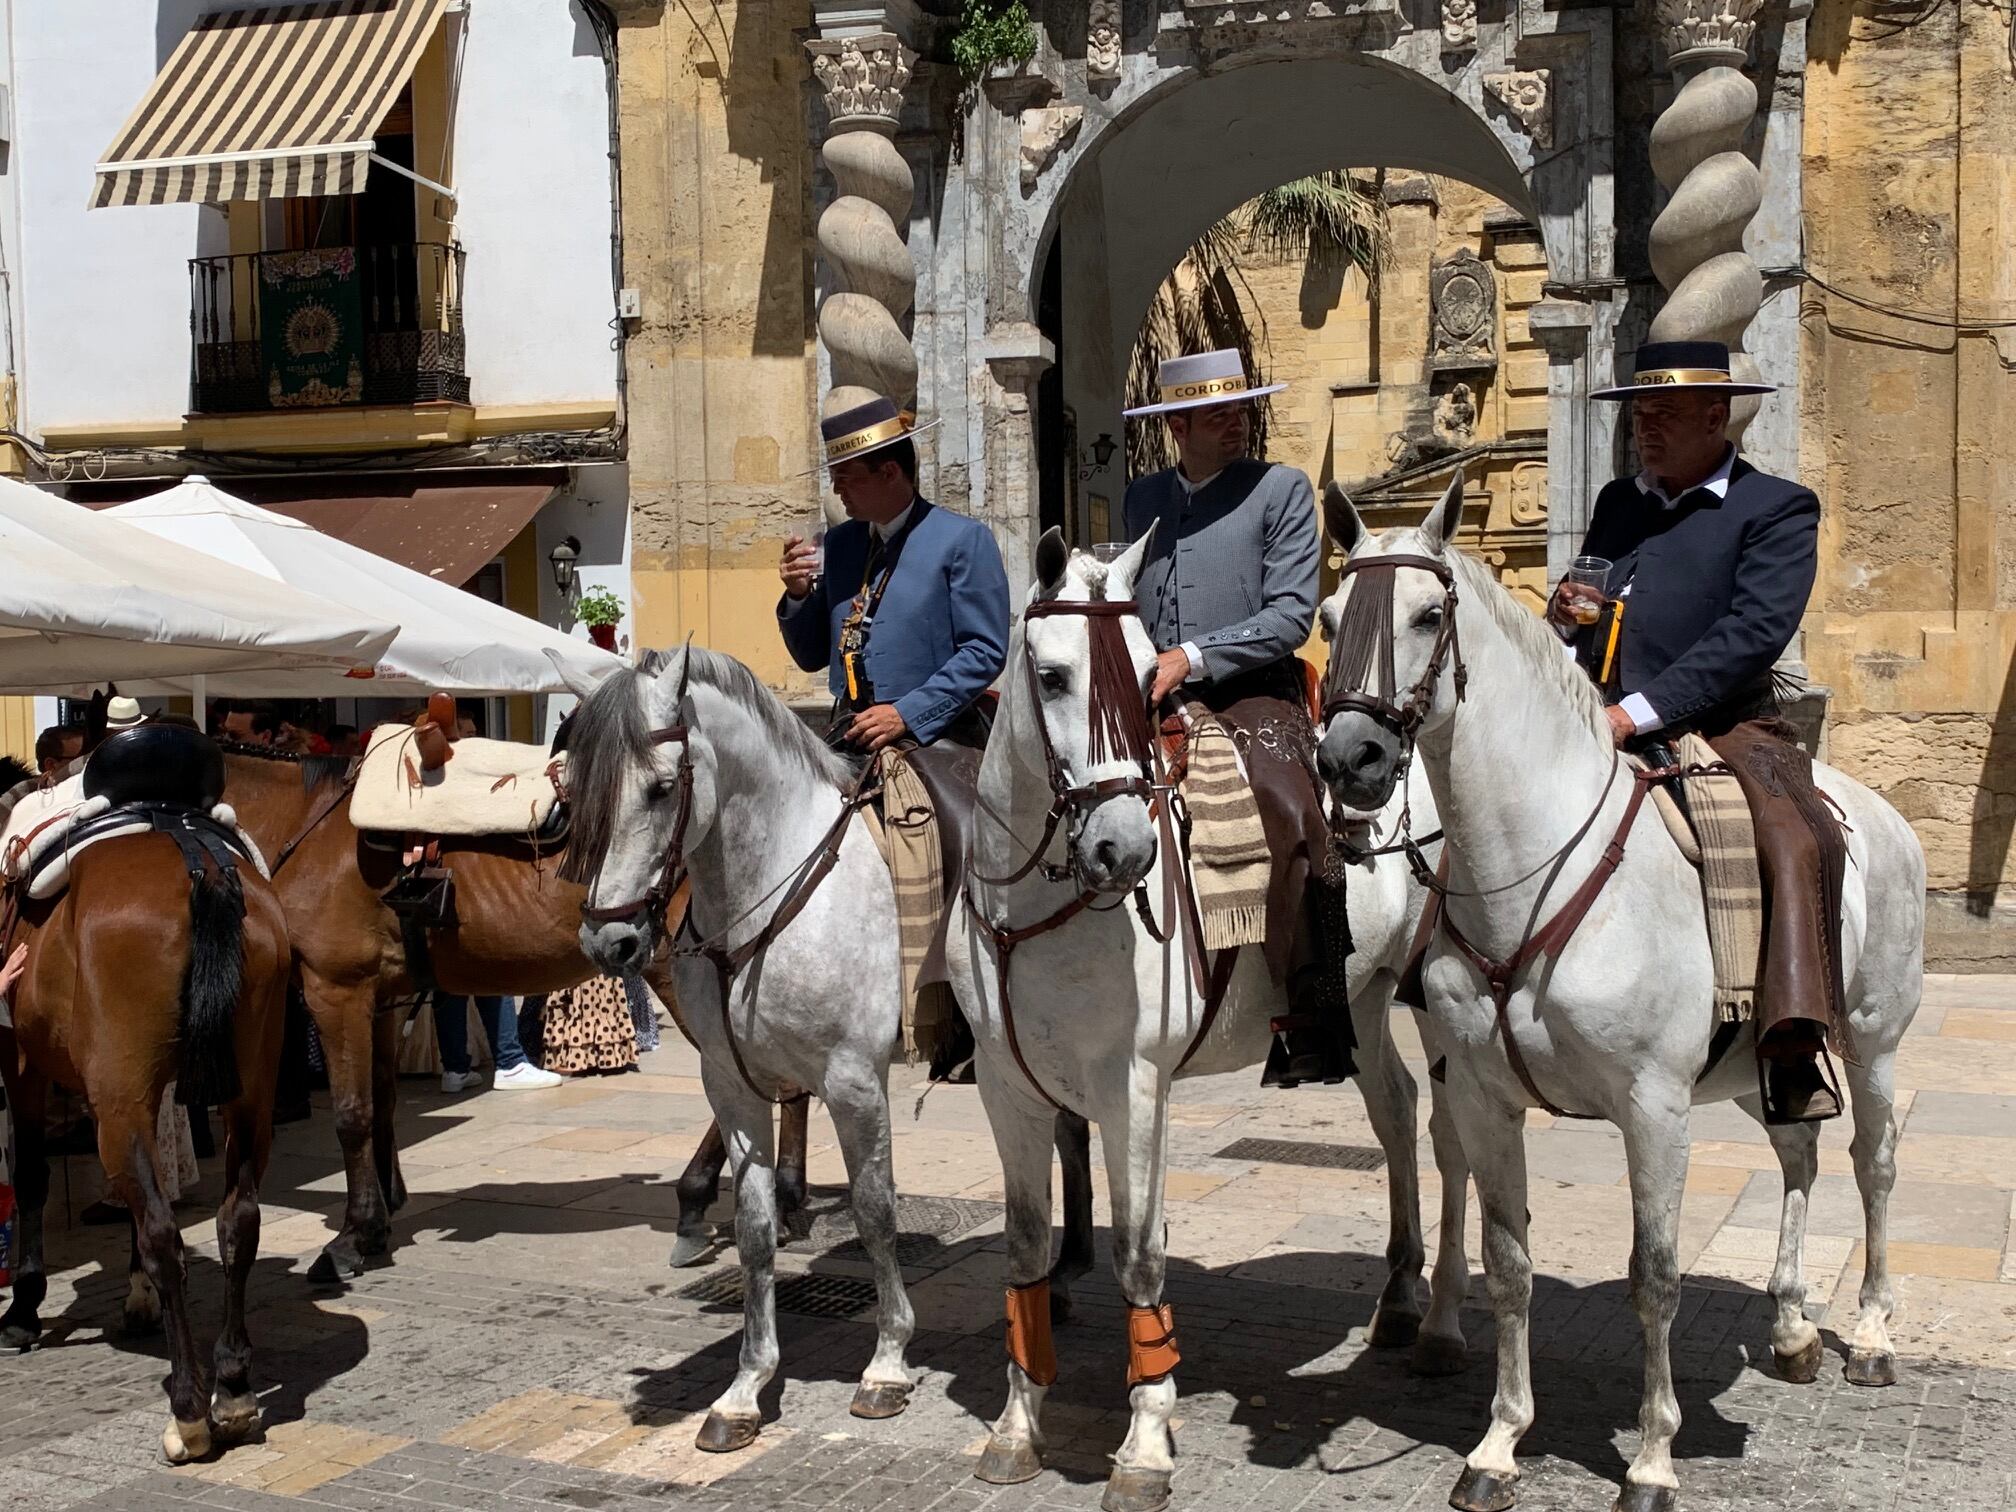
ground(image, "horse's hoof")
xmin=1773 ymin=1335 xmax=1824 ymax=1384
xmin=1102 ymin=1465 xmax=1173 ymax=1512
xmin=210 ymin=1392 xmax=262 ymax=1445
xmin=694 ymin=1412 xmax=760 ymax=1454
xmin=306 ymin=1242 xmax=363 ymax=1284
xmin=1611 ymin=1482 xmax=1677 ymax=1512
xmin=1411 ymin=1331 xmax=1469 ymax=1378
xmin=975 ymin=1435 xmax=1044 ymax=1485
xmin=162 ymin=1417 xmax=212 ymax=1465
xmin=1845 ymin=1349 xmax=1898 ymax=1388
xmin=668 ymin=1227 xmax=719 ymax=1269
xmin=1368 ymin=1306 xmax=1423 ymax=1350
xmin=1450 ymin=1464 xmax=1518 ymax=1512
xmin=849 ymin=1381 xmax=913 ymax=1420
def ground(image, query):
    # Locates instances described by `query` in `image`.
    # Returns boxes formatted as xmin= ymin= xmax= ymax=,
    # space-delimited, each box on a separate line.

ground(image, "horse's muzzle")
xmin=1317 ymin=711 xmax=1405 ymax=813
xmin=580 ymin=918 xmax=651 ymax=977
xmin=1073 ymin=794 xmax=1157 ymax=896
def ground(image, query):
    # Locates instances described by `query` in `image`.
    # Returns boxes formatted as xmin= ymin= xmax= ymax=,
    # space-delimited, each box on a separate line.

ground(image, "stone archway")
xmin=932 ymin=2 xmax=1623 ymax=598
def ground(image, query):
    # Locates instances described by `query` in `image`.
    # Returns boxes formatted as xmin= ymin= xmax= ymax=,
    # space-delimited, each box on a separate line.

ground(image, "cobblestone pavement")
xmin=4 ymin=974 xmax=2015 ymax=1510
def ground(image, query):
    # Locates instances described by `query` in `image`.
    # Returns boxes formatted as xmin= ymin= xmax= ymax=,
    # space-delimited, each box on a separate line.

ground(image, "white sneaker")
xmin=491 ymin=1062 xmax=562 ymax=1090
xmin=440 ymin=1070 xmax=484 ymax=1094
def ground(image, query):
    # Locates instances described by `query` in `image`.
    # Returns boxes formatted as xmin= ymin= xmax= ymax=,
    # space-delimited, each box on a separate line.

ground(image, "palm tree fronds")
xmin=1246 ymin=171 xmax=1390 ymax=277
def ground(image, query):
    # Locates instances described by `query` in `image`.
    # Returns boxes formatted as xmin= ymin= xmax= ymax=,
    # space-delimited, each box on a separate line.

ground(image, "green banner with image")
xmin=259 ymin=248 xmax=365 ymax=408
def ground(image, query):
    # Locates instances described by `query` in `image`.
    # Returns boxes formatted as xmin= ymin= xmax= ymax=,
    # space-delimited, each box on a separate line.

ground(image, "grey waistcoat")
xmin=1121 ymin=458 xmax=1322 ymax=683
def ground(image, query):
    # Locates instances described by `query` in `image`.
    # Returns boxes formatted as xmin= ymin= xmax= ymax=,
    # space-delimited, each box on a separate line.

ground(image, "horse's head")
xmin=1009 ymin=525 xmax=1161 ymax=895
xmin=1314 ymin=472 xmax=1470 ymax=811
xmin=556 ymin=645 xmax=716 ymax=975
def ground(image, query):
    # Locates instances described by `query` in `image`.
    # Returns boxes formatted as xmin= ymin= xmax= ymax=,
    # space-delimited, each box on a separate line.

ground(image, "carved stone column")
xmin=979 ymin=324 xmax=1055 ymax=604
xmin=806 ymin=32 xmax=918 ymax=418
xmin=1648 ymin=0 xmax=1767 ymax=443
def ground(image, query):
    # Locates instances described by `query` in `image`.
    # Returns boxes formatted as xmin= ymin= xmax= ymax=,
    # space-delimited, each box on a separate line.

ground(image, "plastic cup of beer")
xmin=1562 ymin=555 xmax=1611 ymax=625
xmin=801 ymin=512 xmax=828 ymax=578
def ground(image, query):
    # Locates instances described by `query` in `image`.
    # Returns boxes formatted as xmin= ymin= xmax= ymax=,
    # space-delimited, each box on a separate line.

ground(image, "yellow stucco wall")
xmin=0 ymin=697 xmax=36 ymax=767
xmin=1800 ymin=0 xmax=2016 ymax=963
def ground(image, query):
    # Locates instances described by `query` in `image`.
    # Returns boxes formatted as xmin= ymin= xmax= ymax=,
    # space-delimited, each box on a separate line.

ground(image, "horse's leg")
xmin=1739 ymin=1089 xmax=1824 ymax=1382
xmin=0 ymin=1070 xmax=50 ymax=1347
xmin=694 ymin=1070 xmax=779 ymax=1453
xmin=670 ymin=1121 xmax=728 ymax=1268
xmin=1841 ymin=1046 xmax=1901 ymax=1387
xmin=1049 ymin=1108 xmax=1095 ymax=1323
xmin=1351 ymin=980 xmax=1426 ymax=1349
xmin=123 ymin=1215 xmax=161 ymax=1333
xmin=105 ymin=1114 xmax=213 ymax=1464
xmin=1613 ymin=1087 xmax=1692 ymax=1512
xmin=1447 ymin=1086 xmax=1534 ymax=1512
xmin=301 ymin=975 xmax=389 ymax=1281
xmin=776 ymin=1093 xmax=809 ymax=1225
xmin=1415 ymin=1034 xmax=1473 ymax=1377
xmin=1099 ymin=1078 xmax=1181 ymax=1512
xmin=972 ymin=1073 xmax=1058 ymax=1487
xmin=825 ymin=1066 xmax=915 ymax=1419
xmin=371 ymin=1002 xmax=406 ymax=1214
xmin=209 ymin=1098 xmax=269 ymax=1444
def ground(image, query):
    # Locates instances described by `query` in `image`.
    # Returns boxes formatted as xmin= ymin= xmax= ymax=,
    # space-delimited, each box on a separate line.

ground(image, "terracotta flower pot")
xmin=587 ymin=623 xmax=617 ymax=651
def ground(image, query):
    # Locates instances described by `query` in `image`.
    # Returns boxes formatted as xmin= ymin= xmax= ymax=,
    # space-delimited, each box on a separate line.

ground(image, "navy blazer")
xmin=776 ymin=498 xmax=1010 ymax=744
xmin=1575 ymin=456 xmax=1818 ymax=733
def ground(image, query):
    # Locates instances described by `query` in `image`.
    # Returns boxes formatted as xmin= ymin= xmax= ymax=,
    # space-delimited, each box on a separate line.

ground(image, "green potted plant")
xmin=575 ymin=587 xmax=625 ymax=651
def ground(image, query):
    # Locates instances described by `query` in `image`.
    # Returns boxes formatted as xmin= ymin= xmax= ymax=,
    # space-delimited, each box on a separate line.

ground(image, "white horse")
xmin=559 ymin=646 xmax=921 ymax=1450
xmin=1313 ymin=479 xmax=1925 ymax=1512
xmin=948 ymin=528 xmax=1465 ymax=1512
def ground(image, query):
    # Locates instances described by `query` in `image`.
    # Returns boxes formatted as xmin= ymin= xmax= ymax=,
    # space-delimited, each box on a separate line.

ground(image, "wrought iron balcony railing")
xmin=188 ymin=242 xmax=468 ymax=414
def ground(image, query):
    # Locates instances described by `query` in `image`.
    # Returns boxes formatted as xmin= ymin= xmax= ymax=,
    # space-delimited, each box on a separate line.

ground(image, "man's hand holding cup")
xmin=1548 ymin=555 xmax=1612 ymax=631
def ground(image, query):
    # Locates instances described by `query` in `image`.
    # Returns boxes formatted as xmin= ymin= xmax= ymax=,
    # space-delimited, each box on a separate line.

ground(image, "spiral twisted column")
xmin=806 ymin=34 xmax=917 ymax=419
xmin=1648 ymin=0 xmax=1767 ymax=442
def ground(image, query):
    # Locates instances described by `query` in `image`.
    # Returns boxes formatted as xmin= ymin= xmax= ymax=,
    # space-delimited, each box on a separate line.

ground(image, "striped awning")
xmin=91 ymin=0 xmax=448 ymax=209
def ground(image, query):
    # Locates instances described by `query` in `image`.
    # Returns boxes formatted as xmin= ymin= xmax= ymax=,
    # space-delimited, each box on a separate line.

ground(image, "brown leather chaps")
xmin=1704 ymin=720 xmax=1849 ymax=1057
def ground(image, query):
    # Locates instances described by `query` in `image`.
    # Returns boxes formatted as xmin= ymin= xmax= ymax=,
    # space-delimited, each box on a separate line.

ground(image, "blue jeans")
xmin=434 ymin=995 xmax=527 ymax=1074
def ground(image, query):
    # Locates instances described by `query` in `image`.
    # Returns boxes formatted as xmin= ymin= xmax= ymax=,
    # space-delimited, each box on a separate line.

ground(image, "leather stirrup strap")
xmin=1126 ymin=1302 xmax=1180 ymax=1386
xmin=1005 ymin=1279 xmax=1058 ymax=1386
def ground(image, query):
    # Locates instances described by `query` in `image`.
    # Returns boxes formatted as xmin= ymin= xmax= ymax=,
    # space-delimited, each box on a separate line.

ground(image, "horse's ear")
xmin=1323 ymin=482 xmax=1365 ymax=555
xmin=1106 ymin=520 xmax=1156 ymax=598
xmin=545 ymin=648 xmax=603 ymax=702
xmin=1035 ymin=527 xmax=1069 ymax=594
xmin=1419 ymin=468 xmax=1468 ymax=552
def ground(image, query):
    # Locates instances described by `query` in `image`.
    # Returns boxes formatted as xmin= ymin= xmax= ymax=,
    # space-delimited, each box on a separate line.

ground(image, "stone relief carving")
xmin=1020 ymin=105 xmax=1085 ymax=191
xmin=1510 ymin=461 xmax=1548 ymax=526
xmin=1440 ymin=0 xmax=1477 ymax=53
xmin=1088 ymin=0 xmax=1122 ymax=81
xmin=808 ymin=36 xmax=915 ymax=130
xmin=1483 ymin=69 xmax=1552 ymax=149
xmin=1434 ymin=383 xmax=1478 ymax=448
xmin=1431 ymin=249 xmax=1498 ymax=373
xmin=1656 ymin=0 xmax=1764 ymax=65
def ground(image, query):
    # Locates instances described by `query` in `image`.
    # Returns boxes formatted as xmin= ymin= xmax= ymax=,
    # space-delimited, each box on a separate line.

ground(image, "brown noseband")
xmin=1320 ymin=552 xmax=1467 ymax=738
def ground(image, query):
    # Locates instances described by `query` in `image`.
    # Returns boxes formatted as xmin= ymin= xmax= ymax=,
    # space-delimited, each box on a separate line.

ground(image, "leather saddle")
xmin=83 ymin=724 xmax=226 ymax=812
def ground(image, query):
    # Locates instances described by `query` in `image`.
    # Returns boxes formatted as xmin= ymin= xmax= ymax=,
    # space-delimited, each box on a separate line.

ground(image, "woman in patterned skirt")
xmin=535 ymin=974 xmax=646 ymax=1076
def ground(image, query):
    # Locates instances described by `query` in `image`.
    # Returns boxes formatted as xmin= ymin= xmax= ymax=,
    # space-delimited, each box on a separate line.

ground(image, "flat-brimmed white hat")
xmin=104 ymin=696 xmax=144 ymax=730
xmin=1123 ymin=349 xmax=1286 ymax=418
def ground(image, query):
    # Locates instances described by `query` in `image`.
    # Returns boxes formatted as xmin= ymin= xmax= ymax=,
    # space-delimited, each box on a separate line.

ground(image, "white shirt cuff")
xmin=1180 ymin=641 xmax=1205 ymax=681
xmin=1618 ymin=692 xmax=1661 ymax=733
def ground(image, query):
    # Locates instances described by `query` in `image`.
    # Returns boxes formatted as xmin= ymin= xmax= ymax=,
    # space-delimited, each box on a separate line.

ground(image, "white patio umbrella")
xmin=0 ymin=475 xmax=398 ymax=697
xmin=103 ymin=476 xmax=623 ymax=697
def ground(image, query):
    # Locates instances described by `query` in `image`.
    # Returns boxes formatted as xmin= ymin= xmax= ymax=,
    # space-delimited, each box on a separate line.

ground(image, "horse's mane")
xmin=1436 ymin=538 xmax=1611 ymax=744
xmin=558 ymin=646 xmax=848 ymax=886
xmin=216 ymin=740 xmax=357 ymax=792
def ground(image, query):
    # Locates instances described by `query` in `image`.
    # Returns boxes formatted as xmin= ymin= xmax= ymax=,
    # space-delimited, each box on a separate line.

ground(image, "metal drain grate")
xmin=812 ymin=1193 xmax=1004 ymax=1267
xmin=1214 ymin=1137 xmax=1385 ymax=1171
xmin=677 ymin=1269 xmax=880 ymax=1319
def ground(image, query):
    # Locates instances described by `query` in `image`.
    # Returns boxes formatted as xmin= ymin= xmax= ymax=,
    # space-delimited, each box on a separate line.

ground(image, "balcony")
xmin=189 ymin=243 xmax=468 ymax=415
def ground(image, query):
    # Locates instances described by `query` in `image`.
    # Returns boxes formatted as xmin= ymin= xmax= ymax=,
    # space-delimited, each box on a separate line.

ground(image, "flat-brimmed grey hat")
xmin=1123 ymin=349 xmax=1287 ymax=418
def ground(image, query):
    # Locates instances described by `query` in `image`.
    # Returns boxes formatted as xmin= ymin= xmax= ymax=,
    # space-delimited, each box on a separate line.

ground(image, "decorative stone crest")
xmin=1088 ymin=0 xmax=1122 ymax=81
xmin=1440 ymin=0 xmax=1477 ymax=53
xmin=1656 ymin=0 xmax=1764 ymax=67
xmin=1482 ymin=69 xmax=1552 ymax=149
xmin=1431 ymin=249 xmax=1498 ymax=373
xmin=808 ymin=35 xmax=916 ymax=132
xmin=1020 ymin=105 xmax=1085 ymax=191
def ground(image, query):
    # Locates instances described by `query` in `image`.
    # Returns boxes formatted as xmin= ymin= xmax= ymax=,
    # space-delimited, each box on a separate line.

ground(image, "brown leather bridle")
xmin=1318 ymin=551 xmax=1468 ymax=739
xmin=580 ymin=648 xmax=698 ymax=932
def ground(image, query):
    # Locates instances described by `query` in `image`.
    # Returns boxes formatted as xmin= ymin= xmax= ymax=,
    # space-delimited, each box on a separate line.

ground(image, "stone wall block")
xmin=818 ymin=196 xmax=917 ymax=315
xmin=1648 ymin=150 xmax=1762 ymax=292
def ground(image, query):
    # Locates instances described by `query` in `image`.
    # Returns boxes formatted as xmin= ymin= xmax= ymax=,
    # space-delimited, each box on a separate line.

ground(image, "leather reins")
xmin=965 ymin=597 xmax=1238 ymax=1111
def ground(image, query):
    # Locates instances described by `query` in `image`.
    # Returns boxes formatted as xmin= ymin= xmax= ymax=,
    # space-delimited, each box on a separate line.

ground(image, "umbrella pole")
xmin=193 ymin=674 xmax=206 ymax=732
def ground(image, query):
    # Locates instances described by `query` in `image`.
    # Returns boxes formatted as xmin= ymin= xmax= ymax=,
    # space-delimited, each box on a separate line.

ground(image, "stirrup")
xmin=1758 ymin=1044 xmax=1843 ymax=1125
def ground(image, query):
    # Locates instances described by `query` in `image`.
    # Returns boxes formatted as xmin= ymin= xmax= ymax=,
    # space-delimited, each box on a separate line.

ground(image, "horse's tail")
xmin=176 ymin=857 xmax=246 ymax=1108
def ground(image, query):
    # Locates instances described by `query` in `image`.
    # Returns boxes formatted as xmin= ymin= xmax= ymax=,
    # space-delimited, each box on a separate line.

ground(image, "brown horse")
xmin=219 ymin=746 xmax=808 ymax=1280
xmin=2 ymin=830 xmax=288 ymax=1464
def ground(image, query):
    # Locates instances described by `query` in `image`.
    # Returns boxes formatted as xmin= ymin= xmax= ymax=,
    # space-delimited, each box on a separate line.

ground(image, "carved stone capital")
xmin=1656 ymin=0 xmax=1764 ymax=68
xmin=1088 ymin=0 xmax=1123 ymax=81
xmin=1440 ymin=0 xmax=1477 ymax=53
xmin=1020 ymin=105 xmax=1084 ymax=192
xmin=1483 ymin=69 xmax=1551 ymax=150
xmin=806 ymin=33 xmax=916 ymax=134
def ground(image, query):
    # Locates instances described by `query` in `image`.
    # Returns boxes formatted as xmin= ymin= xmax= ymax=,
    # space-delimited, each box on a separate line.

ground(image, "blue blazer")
xmin=1574 ymin=456 xmax=1818 ymax=733
xmin=776 ymin=498 xmax=1011 ymax=744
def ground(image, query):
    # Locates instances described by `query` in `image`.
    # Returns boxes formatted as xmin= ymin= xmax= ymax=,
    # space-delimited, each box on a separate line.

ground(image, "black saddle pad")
xmin=83 ymin=725 xmax=225 ymax=811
